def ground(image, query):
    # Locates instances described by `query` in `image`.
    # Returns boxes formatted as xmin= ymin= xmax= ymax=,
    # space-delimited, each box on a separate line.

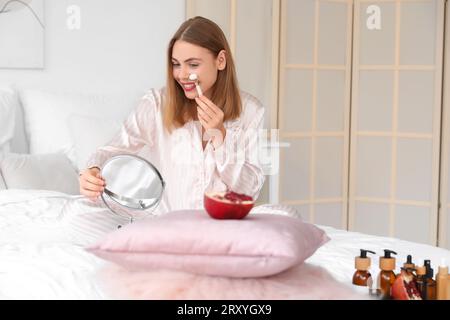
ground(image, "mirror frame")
xmin=100 ymin=154 xmax=165 ymax=218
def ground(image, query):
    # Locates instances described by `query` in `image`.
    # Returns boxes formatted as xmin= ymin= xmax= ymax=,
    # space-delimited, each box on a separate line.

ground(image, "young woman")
xmin=79 ymin=16 xmax=265 ymax=213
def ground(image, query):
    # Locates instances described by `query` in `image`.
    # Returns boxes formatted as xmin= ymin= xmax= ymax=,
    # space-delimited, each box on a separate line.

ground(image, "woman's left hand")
xmin=196 ymin=95 xmax=226 ymax=147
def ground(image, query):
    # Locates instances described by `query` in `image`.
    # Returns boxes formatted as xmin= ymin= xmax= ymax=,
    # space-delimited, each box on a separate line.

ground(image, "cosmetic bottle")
xmin=402 ymin=255 xmax=416 ymax=281
xmin=378 ymin=249 xmax=397 ymax=299
xmin=436 ymin=258 xmax=448 ymax=300
xmin=424 ymin=260 xmax=436 ymax=300
xmin=448 ymin=274 xmax=450 ymax=300
xmin=416 ymin=264 xmax=427 ymax=299
xmin=352 ymin=249 xmax=376 ymax=286
xmin=403 ymin=255 xmax=415 ymax=270
xmin=369 ymin=269 xmax=382 ymax=298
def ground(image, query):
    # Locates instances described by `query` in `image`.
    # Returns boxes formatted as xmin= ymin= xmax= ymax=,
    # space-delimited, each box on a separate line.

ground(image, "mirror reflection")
xmin=100 ymin=155 xmax=165 ymax=223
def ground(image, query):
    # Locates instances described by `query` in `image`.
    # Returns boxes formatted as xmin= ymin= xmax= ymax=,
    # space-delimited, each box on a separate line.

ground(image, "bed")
xmin=1 ymin=86 xmax=449 ymax=300
xmin=1 ymin=189 xmax=449 ymax=300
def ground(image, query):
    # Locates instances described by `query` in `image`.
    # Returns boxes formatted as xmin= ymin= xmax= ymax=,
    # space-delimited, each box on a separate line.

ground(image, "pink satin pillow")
xmin=87 ymin=210 xmax=330 ymax=278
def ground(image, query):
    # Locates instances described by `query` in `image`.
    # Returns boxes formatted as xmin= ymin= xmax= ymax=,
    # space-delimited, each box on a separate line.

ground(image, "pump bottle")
xmin=378 ymin=249 xmax=397 ymax=299
xmin=352 ymin=249 xmax=376 ymax=286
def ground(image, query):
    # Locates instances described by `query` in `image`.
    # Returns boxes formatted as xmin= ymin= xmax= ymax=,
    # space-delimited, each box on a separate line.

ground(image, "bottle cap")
xmin=416 ymin=265 xmax=426 ymax=276
xmin=424 ymin=260 xmax=434 ymax=278
xmin=382 ymin=249 xmax=397 ymax=259
xmin=359 ymin=249 xmax=376 ymax=258
xmin=355 ymin=249 xmax=376 ymax=271
xmin=379 ymin=249 xmax=397 ymax=271
xmin=403 ymin=254 xmax=415 ymax=269
xmin=438 ymin=258 xmax=448 ymax=275
xmin=438 ymin=265 xmax=448 ymax=275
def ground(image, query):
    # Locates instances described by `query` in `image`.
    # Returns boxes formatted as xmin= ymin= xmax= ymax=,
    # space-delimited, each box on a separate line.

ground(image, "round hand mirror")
xmin=100 ymin=154 xmax=165 ymax=225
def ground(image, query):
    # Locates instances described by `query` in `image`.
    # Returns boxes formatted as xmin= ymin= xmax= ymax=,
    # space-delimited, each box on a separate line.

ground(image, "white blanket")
xmin=0 ymin=189 xmax=449 ymax=299
xmin=0 ymin=190 xmax=127 ymax=299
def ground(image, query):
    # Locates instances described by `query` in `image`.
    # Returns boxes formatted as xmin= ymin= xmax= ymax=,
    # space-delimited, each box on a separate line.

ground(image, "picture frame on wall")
xmin=0 ymin=0 xmax=44 ymax=69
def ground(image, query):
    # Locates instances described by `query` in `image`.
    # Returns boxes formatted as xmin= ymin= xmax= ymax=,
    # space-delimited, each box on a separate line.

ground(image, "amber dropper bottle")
xmin=424 ymin=260 xmax=436 ymax=300
xmin=402 ymin=255 xmax=417 ymax=281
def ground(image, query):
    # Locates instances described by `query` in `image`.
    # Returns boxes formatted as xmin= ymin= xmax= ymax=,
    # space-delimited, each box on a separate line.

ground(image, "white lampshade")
xmin=0 ymin=0 xmax=33 ymax=13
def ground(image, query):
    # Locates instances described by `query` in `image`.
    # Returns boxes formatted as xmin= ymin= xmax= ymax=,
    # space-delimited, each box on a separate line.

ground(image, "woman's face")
xmin=171 ymin=40 xmax=226 ymax=100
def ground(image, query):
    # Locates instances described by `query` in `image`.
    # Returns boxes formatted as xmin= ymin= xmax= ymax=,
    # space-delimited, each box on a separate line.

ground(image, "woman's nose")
xmin=180 ymin=66 xmax=190 ymax=80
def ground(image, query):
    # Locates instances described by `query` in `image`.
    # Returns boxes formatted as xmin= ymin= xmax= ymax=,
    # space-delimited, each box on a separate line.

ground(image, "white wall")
xmin=0 ymin=0 xmax=185 ymax=94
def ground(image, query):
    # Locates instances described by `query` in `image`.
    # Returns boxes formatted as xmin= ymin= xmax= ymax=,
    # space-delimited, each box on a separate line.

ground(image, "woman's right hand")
xmin=79 ymin=167 xmax=106 ymax=201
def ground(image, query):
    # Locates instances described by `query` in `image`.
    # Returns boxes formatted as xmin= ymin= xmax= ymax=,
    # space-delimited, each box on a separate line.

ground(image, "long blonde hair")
xmin=163 ymin=16 xmax=242 ymax=132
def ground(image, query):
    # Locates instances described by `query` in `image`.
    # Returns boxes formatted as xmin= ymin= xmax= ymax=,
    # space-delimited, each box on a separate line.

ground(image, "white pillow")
xmin=68 ymin=114 xmax=121 ymax=171
xmin=20 ymin=90 xmax=140 ymax=168
xmin=0 ymin=86 xmax=18 ymax=153
xmin=0 ymin=153 xmax=79 ymax=195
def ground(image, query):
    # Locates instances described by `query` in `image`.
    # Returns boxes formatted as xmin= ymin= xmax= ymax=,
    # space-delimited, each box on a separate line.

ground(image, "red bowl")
xmin=203 ymin=191 xmax=255 ymax=220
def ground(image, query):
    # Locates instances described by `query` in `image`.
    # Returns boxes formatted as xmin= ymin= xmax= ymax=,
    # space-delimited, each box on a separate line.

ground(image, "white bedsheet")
xmin=0 ymin=189 xmax=449 ymax=299
xmin=0 ymin=190 xmax=127 ymax=299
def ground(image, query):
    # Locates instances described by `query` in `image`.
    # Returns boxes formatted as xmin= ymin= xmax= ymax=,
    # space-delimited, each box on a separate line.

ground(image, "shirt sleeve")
xmin=212 ymin=103 xmax=265 ymax=199
xmin=84 ymin=92 xmax=157 ymax=171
